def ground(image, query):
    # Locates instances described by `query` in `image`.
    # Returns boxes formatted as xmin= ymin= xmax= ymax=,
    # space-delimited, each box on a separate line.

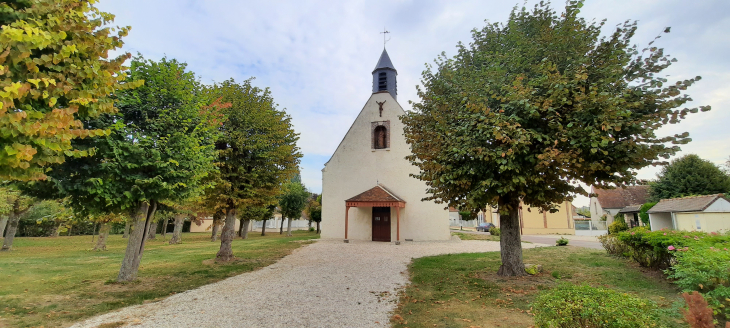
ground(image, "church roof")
xmin=346 ymin=184 xmax=404 ymax=203
xmin=373 ymin=49 xmax=396 ymax=72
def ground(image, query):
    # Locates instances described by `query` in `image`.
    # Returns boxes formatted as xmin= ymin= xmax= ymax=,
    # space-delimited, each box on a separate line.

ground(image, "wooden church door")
xmin=372 ymin=207 xmax=391 ymax=242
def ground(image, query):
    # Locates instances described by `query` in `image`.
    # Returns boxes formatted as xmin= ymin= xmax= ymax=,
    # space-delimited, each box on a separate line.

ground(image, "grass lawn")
xmin=451 ymin=232 xmax=500 ymax=242
xmin=391 ymin=246 xmax=688 ymax=328
xmin=0 ymin=230 xmax=319 ymax=328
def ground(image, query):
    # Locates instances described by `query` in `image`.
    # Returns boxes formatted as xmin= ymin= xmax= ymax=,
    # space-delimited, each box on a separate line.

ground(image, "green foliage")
xmin=203 ymin=79 xmax=301 ymax=215
xmin=639 ymin=202 xmax=657 ymax=226
xmin=534 ymin=283 xmax=659 ymax=328
xmin=45 ymin=56 xmax=219 ymax=215
xmin=401 ymin=0 xmax=708 ymax=215
xmin=556 ymin=237 xmax=569 ymax=246
xmin=598 ymin=234 xmax=630 ymax=257
xmin=649 ymin=154 xmax=730 ymax=202
xmin=457 ymin=210 xmax=475 ymax=221
xmin=669 ymin=246 xmax=730 ymax=321
xmin=279 ymin=180 xmax=309 ymax=221
xmin=0 ymin=0 xmax=143 ymax=181
xmin=609 ymin=215 xmax=629 ymax=235
xmin=576 ymin=207 xmax=591 ymax=218
xmin=16 ymin=199 xmax=71 ymax=237
xmin=617 ymin=228 xmax=730 ymax=269
xmin=488 ymin=226 xmax=500 ymax=236
xmin=306 ymin=194 xmax=322 ymax=223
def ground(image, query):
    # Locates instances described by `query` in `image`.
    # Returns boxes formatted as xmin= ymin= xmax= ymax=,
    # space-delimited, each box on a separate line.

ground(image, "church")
xmin=320 ymin=49 xmax=451 ymax=243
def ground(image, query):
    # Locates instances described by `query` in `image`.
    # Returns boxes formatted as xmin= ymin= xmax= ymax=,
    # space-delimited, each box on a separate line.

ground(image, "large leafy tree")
xmin=401 ymin=1 xmax=709 ymax=276
xmin=43 ymin=56 xmax=221 ymax=281
xmin=0 ymin=0 xmax=142 ymax=181
xmin=649 ymin=154 xmax=730 ymax=201
xmin=205 ymin=79 xmax=301 ymax=262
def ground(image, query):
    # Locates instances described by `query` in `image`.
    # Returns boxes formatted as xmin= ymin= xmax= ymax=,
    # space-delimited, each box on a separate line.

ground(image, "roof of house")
xmin=373 ymin=48 xmax=396 ymax=72
xmin=594 ymin=185 xmax=650 ymax=209
xmin=647 ymin=194 xmax=728 ymax=213
xmin=619 ymin=204 xmax=643 ymax=213
xmin=449 ymin=207 xmax=458 ymax=212
xmin=345 ymin=184 xmax=404 ymax=203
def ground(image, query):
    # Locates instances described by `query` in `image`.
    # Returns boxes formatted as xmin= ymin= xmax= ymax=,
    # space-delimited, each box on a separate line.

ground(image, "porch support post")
xmin=344 ymin=205 xmax=351 ymax=243
xmin=396 ymin=206 xmax=400 ymax=242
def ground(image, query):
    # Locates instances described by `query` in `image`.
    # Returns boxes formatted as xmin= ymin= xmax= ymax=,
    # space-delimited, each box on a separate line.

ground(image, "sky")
xmin=97 ymin=0 xmax=730 ymax=207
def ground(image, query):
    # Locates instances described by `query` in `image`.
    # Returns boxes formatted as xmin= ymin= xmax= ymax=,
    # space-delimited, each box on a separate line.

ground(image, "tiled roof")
xmin=647 ymin=194 xmax=728 ymax=213
xmin=619 ymin=204 xmax=642 ymax=213
xmin=346 ymin=184 xmax=404 ymax=203
xmin=594 ymin=185 xmax=650 ymax=209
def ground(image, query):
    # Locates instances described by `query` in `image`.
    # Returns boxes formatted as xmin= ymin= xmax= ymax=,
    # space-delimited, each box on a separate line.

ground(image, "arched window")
xmin=374 ymin=125 xmax=387 ymax=149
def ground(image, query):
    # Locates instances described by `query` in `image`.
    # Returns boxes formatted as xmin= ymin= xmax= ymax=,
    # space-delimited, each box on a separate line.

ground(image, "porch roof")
xmin=345 ymin=184 xmax=405 ymax=207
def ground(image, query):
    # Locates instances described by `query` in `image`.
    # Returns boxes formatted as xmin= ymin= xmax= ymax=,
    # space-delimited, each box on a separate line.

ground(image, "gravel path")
xmin=72 ymin=238 xmax=546 ymax=328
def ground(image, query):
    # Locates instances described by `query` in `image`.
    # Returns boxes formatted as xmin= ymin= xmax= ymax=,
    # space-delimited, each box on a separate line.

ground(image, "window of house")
xmin=378 ymin=72 xmax=387 ymax=91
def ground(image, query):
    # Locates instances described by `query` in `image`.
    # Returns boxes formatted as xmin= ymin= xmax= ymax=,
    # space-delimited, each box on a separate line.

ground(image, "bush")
xmin=489 ymin=227 xmax=500 ymax=236
xmin=669 ymin=247 xmax=730 ymax=321
xmin=598 ymin=234 xmax=630 ymax=257
xmin=556 ymin=237 xmax=569 ymax=246
xmin=534 ymin=283 xmax=659 ymax=328
xmin=608 ymin=215 xmax=629 ymax=235
xmin=618 ymin=228 xmax=730 ymax=269
xmin=308 ymin=227 xmax=315 ymax=232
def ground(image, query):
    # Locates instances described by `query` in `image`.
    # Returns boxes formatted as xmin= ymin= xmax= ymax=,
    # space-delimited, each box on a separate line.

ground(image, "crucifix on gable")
xmin=376 ymin=100 xmax=386 ymax=117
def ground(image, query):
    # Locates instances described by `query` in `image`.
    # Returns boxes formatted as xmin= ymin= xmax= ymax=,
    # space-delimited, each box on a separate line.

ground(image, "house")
xmin=618 ymin=204 xmax=643 ymax=228
xmin=320 ymin=48 xmax=450 ymax=243
xmin=589 ymin=185 xmax=650 ymax=226
xmin=647 ymin=194 xmax=730 ymax=232
xmin=519 ymin=201 xmax=576 ymax=235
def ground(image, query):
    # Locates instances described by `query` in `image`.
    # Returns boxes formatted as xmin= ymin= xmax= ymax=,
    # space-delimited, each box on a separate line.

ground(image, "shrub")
xmin=598 ymin=234 xmax=630 ymax=257
xmin=534 ymin=283 xmax=659 ymax=328
xmin=556 ymin=237 xmax=569 ymax=246
xmin=681 ymin=291 xmax=715 ymax=328
xmin=608 ymin=215 xmax=629 ymax=235
xmin=308 ymin=227 xmax=315 ymax=232
xmin=669 ymin=247 xmax=730 ymax=321
xmin=639 ymin=202 xmax=657 ymax=226
xmin=489 ymin=226 xmax=500 ymax=236
xmin=618 ymin=228 xmax=730 ymax=269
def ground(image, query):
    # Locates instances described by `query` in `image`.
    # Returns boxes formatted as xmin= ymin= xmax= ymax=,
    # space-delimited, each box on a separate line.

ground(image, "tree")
xmin=260 ymin=205 xmax=277 ymax=236
xmin=90 ymin=212 xmax=124 ymax=251
xmin=649 ymin=154 xmax=730 ymax=201
xmin=43 ymin=56 xmax=221 ymax=281
xmin=305 ymin=194 xmax=322 ymax=234
xmin=0 ymin=186 xmax=34 ymax=251
xmin=204 ymin=79 xmax=301 ymax=262
xmin=639 ymin=202 xmax=656 ymax=226
xmin=0 ymin=0 xmax=142 ymax=181
xmin=279 ymin=178 xmax=309 ymax=236
xmin=401 ymin=1 xmax=709 ymax=276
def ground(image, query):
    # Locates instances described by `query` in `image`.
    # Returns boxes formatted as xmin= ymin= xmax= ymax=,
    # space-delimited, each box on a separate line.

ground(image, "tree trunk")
xmin=280 ymin=217 xmax=285 ymax=234
xmin=1 ymin=215 xmax=20 ymax=251
xmin=91 ymin=222 xmax=98 ymax=243
xmin=93 ymin=223 xmax=110 ymax=251
xmin=216 ymin=208 xmax=236 ymax=262
xmin=211 ymin=222 xmax=220 ymax=242
xmin=169 ymin=214 xmax=185 ymax=245
xmin=497 ymin=198 xmax=526 ymax=277
xmin=67 ymin=224 xmax=73 ymax=236
xmin=160 ymin=218 xmax=167 ymax=239
xmin=238 ymin=217 xmax=245 ymax=238
xmin=241 ymin=219 xmax=250 ymax=239
xmin=50 ymin=221 xmax=62 ymax=237
xmin=123 ymin=221 xmax=131 ymax=239
xmin=286 ymin=217 xmax=293 ymax=236
xmin=117 ymin=201 xmax=157 ymax=282
xmin=0 ymin=216 xmax=8 ymax=238
xmin=261 ymin=219 xmax=267 ymax=236
xmin=316 ymin=221 xmax=320 ymax=234
xmin=147 ymin=218 xmax=157 ymax=240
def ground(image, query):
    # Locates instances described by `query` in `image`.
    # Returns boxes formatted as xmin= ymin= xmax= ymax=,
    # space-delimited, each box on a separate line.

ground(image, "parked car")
xmin=476 ymin=223 xmax=495 ymax=232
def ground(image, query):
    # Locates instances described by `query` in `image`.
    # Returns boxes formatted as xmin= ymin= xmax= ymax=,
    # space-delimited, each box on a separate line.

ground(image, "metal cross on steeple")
xmin=380 ymin=28 xmax=390 ymax=48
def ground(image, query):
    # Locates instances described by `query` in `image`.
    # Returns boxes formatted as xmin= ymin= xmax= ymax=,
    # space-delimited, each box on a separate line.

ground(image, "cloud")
xmin=98 ymin=0 xmax=729 ymax=205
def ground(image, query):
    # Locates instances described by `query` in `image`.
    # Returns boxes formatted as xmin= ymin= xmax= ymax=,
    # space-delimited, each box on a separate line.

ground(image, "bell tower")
xmin=372 ymin=49 xmax=397 ymax=100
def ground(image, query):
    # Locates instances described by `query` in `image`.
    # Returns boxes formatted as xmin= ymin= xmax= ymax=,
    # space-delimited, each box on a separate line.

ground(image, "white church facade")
xmin=320 ymin=49 xmax=450 ymax=243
